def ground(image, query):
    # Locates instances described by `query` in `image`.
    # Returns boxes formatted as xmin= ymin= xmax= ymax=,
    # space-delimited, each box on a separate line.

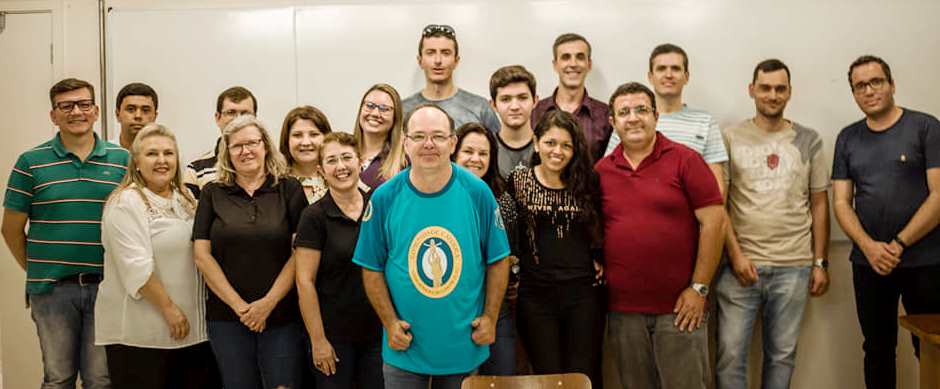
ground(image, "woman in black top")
xmin=505 ymin=110 xmax=605 ymax=386
xmin=192 ymin=115 xmax=308 ymax=389
xmin=452 ymin=123 xmax=518 ymax=376
xmin=295 ymin=132 xmax=382 ymax=389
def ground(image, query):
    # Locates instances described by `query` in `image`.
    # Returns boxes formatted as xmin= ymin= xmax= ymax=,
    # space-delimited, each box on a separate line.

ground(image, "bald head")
xmin=405 ymin=104 xmax=455 ymax=135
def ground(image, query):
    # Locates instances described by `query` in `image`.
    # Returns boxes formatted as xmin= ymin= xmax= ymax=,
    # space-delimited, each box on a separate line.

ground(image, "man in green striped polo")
xmin=2 ymin=78 xmax=128 ymax=389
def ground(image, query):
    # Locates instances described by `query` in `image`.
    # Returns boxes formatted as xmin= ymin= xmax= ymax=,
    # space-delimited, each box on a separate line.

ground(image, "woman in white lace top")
xmin=95 ymin=124 xmax=215 ymax=388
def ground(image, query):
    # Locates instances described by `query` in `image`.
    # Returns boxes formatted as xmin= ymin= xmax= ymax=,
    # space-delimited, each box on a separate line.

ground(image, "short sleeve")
xmin=353 ymin=196 xmax=388 ymax=271
xmin=284 ymin=178 xmax=309 ymax=233
xmin=923 ymin=114 xmax=940 ymax=169
xmin=294 ymin=206 xmax=326 ymax=251
xmin=101 ymin=191 xmax=155 ymax=300
xmin=192 ymin=183 xmax=216 ymax=240
xmin=183 ymin=163 xmax=201 ymax=199
xmin=831 ymin=129 xmax=851 ymax=180
xmin=703 ymin=117 xmax=729 ymax=164
xmin=478 ymin=187 xmax=511 ymax=265
xmin=681 ymin=152 xmax=724 ymax=210
xmin=808 ymin=132 xmax=831 ymax=193
xmin=604 ymin=132 xmax=621 ymax=157
xmin=4 ymin=154 xmax=35 ymax=213
xmin=481 ymin=104 xmax=503 ymax=135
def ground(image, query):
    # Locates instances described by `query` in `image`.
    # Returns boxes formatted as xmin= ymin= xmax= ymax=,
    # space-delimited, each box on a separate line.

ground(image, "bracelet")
xmin=894 ymin=235 xmax=908 ymax=249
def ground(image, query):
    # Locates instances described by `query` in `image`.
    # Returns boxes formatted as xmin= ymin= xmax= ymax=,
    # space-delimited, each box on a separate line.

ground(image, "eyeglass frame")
xmin=227 ymin=138 xmax=264 ymax=154
xmin=363 ymin=101 xmax=394 ymax=114
xmin=404 ymin=132 xmax=454 ymax=145
xmin=422 ymin=24 xmax=456 ymax=38
xmin=614 ymin=105 xmax=656 ymax=118
xmin=852 ymin=77 xmax=889 ymax=94
xmin=54 ymin=99 xmax=96 ymax=113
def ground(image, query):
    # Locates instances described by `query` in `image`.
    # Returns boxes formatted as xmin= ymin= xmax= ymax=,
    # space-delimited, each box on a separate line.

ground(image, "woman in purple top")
xmin=352 ymin=83 xmax=406 ymax=191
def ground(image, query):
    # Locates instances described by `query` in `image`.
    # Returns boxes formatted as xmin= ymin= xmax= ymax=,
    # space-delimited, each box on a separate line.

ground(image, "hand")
xmin=239 ymin=297 xmax=276 ymax=332
xmin=673 ymin=288 xmax=707 ymax=333
xmin=860 ymin=239 xmax=901 ymax=276
xmin=809 ymin=267 xmax=829 ymax=297
xmin=387 ymin=320 xmax=413 ymax=351
xmin=471 ymin=315 xmax=497 ymax=345
xmin=311 ymin=336 xmax=339 ymax=376
xmin=160 ymin=303 xmax=190 ymax=341
xmin=593 ymin=260 xmax=605 ymax=286
xmin=505 ymin=280 xmax=519 ymax=301
xmin=729 ymin=254 xmax=758 ymax=286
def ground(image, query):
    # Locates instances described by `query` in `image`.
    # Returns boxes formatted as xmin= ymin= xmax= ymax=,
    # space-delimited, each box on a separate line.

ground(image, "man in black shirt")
xmin=832 ymin=55 xmax=940 ymax=389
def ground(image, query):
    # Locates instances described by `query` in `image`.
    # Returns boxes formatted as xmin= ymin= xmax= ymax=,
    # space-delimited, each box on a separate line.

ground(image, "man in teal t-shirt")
xmin=354 ymin=103 xmax=510 ymax=388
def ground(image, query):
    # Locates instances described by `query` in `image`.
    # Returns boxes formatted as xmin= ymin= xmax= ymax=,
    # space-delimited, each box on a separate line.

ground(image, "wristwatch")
xmin=813 ymin=258 xmax=829 ymax=269
xmin=691 ymin=283 xmax=709 ymax=297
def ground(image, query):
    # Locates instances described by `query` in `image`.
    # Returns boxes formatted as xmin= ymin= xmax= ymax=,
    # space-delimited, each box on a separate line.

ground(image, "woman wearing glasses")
xmin=295 ymin=132 xmax=383 ymax=389
xmin=278 ymin=105 xmax=333 ymax=204
xmin=193 ymin=115 xmax=308 ymax=389
xmin=352 ymin=83 xmax=406 ymax=190
xmin=95 ymin=124 xmax=216 ymax=389
xmin=505 ymin=111 xmax=605 ymax=386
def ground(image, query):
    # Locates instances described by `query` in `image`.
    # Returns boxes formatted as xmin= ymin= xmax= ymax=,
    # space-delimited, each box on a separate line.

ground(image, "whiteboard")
xmin=107 ymin=6 xmax=297 ymax=162
xmin=107 ymin=0 xmax=940 ymax=188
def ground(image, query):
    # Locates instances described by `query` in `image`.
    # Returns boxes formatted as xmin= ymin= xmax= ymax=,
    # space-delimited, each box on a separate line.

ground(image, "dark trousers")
xmin=516 ymin=282 xmax=604 ymax=387
xmin=310 ymin=339 xmax=383 ymax=389
xmin=208 ymin=320 xmax=306 ymax=389
xmin=853 ymin=263 xmax=940 ymax=389
xmin=105 ymin=342 xmax=220 ymax=389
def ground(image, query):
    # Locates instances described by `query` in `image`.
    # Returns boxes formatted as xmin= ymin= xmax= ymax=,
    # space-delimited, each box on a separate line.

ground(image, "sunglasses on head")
xmin=422 ymin=24 xmax=456 ymax=38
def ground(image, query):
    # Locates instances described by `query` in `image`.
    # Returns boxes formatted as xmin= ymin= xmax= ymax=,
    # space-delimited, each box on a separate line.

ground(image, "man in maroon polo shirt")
xmin=595 ymin=82 xmax=725 ymax=389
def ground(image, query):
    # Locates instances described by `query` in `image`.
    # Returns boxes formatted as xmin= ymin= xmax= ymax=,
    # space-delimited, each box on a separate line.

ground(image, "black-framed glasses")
xmin=422 ymin=24 xmax=455 ymax=38
xmin=852 ymin=77 xmax=887 ymax=94
xmin=363 ymin=101 xmax=393 ymax=114
xmin=54 ymin=100 xmax=95 ymax=112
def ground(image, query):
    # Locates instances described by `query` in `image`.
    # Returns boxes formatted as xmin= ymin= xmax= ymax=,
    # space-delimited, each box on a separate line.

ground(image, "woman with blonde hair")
xmin=279 ymin=105 xmax=333 ymax=203
xmin=193 ymin=115 xmax=308 ymax=389
xmin=352 ymin=83 xmax=406 ymax=190
xmin=95 ymin=124 xmax=216 ymax=388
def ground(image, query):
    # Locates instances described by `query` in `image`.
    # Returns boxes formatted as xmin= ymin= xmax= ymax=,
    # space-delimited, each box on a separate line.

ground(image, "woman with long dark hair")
xmin=452 ymin=123 xmax=517 ymax=375
xmin=505 ymin=110 xmax=604 ymax=385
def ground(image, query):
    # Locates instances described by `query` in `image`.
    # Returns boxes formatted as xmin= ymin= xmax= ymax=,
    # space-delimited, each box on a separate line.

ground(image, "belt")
xmin=58 ymin=273 xmax=102 ymax=286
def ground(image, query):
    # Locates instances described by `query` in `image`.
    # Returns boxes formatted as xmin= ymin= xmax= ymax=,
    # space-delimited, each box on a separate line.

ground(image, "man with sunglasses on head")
xmin=832 ymin=55 xmax=940 ymax=389
xmin=355 ymin=104 xmax=510 ymax=389
xmin=2 ymin=78 xmax=129 ymax=388
xmin=402 ymin=24 xmax=502 ymax=134
xmin=183 ymin=86 xmax=257 ymax=198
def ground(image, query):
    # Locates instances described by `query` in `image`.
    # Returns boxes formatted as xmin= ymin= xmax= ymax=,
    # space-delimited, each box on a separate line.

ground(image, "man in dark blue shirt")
xmin=832 ymin=55 xmax=940 ymax=389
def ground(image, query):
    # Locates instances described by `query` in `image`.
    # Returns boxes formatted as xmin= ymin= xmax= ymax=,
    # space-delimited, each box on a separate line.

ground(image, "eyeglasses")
xmin=228 ymin=138 xmax=264 ymax=153
xmin=615 ymin=105 xmax=655 ymax=118
xmin=322 ymin=152 xmax=358 ymax=167
xmin=852 ymin=77 xmax=888 ymax=94
xmin=54 ymin=100 xmax=95 ymax=112
xmin=363 ymin=101 xmax=393 ymax=114
xmin=422 ymin=24 xmax=456 ymax=38
xmin=221 ymin=110 xmax=254 ymax=119
xmin=406 ymin=133 xmax=452 ymax=145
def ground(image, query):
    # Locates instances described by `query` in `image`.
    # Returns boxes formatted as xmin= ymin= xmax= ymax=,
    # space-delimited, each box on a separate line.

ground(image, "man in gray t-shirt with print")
xmin=402 ymin=24 xmax=501 ymax=134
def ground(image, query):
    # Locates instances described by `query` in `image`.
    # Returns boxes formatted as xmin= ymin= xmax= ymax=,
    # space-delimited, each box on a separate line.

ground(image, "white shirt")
xmin=95 ymin=186 xmax=208 ymax=349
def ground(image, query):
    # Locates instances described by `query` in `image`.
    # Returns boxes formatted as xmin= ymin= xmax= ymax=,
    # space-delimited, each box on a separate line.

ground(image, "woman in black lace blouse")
xmin=504 ymin=110 xmax=605 ymax=386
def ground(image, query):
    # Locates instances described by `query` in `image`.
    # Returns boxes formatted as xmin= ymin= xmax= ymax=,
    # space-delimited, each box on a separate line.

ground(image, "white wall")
xmin=0 ymin=0 xmax=931 ymax=388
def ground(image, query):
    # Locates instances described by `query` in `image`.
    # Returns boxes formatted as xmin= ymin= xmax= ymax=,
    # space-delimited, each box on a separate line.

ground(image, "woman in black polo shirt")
xmin=192 ymin=115 xmax=308 ymax=389
xmin=295 ymin=132 xmax=382 ymax=389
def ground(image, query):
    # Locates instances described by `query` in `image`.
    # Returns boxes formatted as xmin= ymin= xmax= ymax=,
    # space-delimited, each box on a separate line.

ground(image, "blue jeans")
xmin=382 ymin=363 xmax=472 ymax=389
xmin=476 ymin=309 xmax=515 ymax=376
xmin=310 ymin=339 xmax=383 ymax=389
xmin=715 ymin=265 xmax=811 ymax=389
xmin=207 ymin=320 xmax=305 ymax=389
xmin=29 ymin=283 xmax=110 ymax=389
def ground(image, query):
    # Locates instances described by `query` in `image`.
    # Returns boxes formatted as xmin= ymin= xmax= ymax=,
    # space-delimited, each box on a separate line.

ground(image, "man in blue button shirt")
xmin=354 ymin=103 xmax=510 ymax=389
